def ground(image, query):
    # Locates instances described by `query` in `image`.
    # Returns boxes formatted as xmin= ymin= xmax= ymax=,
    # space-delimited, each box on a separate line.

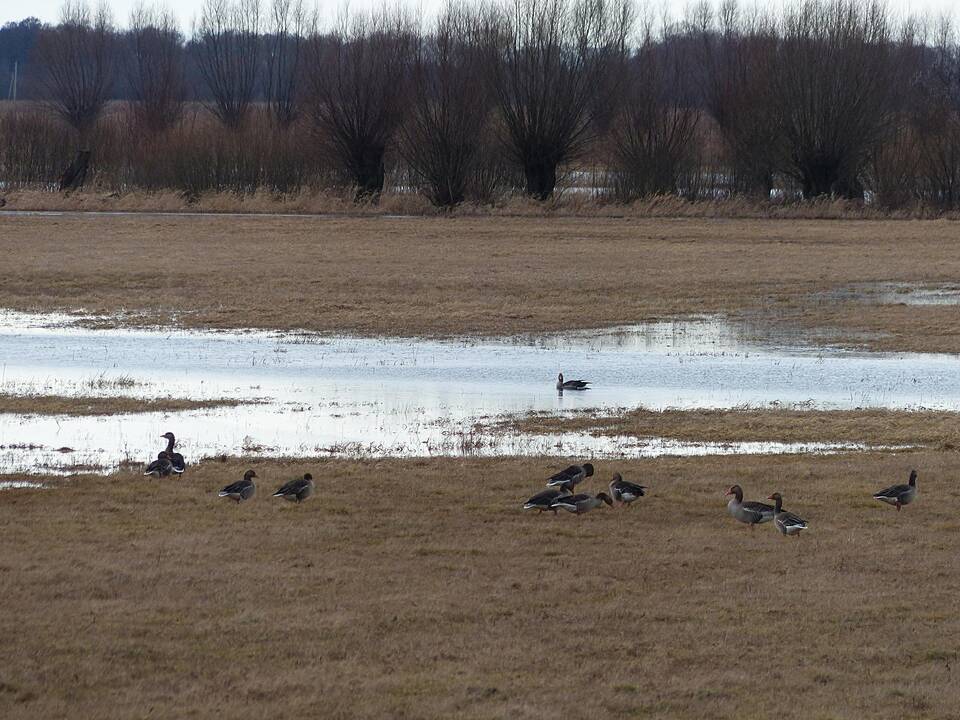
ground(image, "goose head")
xmin=244 ymin=469 xmax=258 ymax=481
xmin=767 ymin=492 xmax=784 ymax=511
xmin=909 ymin=469 xmax=917 ymax=486
xmin=597 ymin=491 xmax=613 ymax=507
xmin=583 ymin=462 xmax=595 ymax=478
xmin=610 ymin=472 xmax=622 ymax=483
xmin=558 ymin=373 xmax=564 ymax=383
xmin=726 ymin=484 xmax=744 ymax=501
xmin=161 ymin=432 xmax=175 ymax=441
xmin=303 ymin=473 xmax=313 ymax=481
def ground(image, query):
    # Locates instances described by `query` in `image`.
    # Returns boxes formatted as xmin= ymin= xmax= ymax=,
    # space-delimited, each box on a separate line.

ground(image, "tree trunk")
xmin=353 ymin=146 xmax=385 ymax=200
xmin=59 ymin=149 xmax=92 ymax=193
xmin=523 ymin=159 xmax=558 ymax=200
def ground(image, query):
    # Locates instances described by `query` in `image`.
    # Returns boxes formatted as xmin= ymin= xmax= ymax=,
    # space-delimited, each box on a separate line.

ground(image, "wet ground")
xmin=0 ymin=309 xmax=955 ymax=473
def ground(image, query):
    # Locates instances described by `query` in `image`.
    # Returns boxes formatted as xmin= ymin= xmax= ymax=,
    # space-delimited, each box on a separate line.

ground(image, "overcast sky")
xmin=1 ymin=0 xmax=958 ymax=31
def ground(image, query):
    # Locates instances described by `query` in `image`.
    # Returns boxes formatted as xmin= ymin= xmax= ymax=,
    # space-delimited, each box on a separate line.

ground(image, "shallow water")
xmin=819 ymin=282 xmax=960 ymax=307
xmin=0 ymin=310 xmax=952 ymax=474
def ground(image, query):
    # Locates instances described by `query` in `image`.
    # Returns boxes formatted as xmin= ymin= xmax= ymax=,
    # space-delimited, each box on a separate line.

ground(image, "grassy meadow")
xmin=1 ymin=212 xmax=960 ymax=717
xmin=2 ymin=453 xmax=959 ymax=719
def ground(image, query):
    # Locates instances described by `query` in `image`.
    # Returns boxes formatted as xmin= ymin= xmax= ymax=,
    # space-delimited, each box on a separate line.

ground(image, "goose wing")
xmin=169 ymin=452 xmax=186 ymax=473
xmin=874 ymin=483 xmax=910 ymax=500
xmin=274 ymin=478 xmax=307 ymax=497
xmin=551 ymin=493 xmax=589 ymax=508
xmin=219 ymin=479 xmax=251 ymax=496
xmin=547 ymin=465 xmax=582 ymax=485
xmin=613 ymin=479 xmax=646 ymax=495
xmin=777 ymin=511 xmax=808 ymax=530
xmin=742 ymin=500 xmax=775 ymax=521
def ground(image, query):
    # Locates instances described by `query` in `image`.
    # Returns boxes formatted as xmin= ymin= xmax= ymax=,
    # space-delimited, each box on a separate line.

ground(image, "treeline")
xmin=2 ymin=0 xmax=960 ymax=210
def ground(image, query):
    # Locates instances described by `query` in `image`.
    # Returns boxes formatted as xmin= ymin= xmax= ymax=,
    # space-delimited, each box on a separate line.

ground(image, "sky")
xmin=1 ymin=0 xmax=958 ymax=30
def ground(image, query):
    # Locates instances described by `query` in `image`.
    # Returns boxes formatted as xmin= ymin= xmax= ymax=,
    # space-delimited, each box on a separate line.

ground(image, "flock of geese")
xmin=143 ymin=432 xmax=315 ymax=504
xmin=143 ymin=373 xmax=920 ymax=525
xmin=523 ymin=462 xmax=919 ymax=534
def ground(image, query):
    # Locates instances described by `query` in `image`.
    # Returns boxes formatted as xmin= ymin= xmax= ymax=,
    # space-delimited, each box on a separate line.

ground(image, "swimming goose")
xmin=551 ymin=492 xmax=613 ymax=514
xmin=546 ymin=463 xmax=595 ymax=491
xmin=768 ymin=493 xmax=808 ymax=536
xmin=609 ymin=473 xmax=646 ymax=507
xmin=144 ymin=451 xmax=174 ymax=477
xmin=219 ymin=470 xmax=257 ymax=503
xmin=556 ymin=373 xmax=591 ymax=391
xmin=873 ymin=470 xmax=918 ymax=511
xmin=161 ymin=432 xmax=186 ymax=474
xmin=726 ymin=484 xmax=775 ymax=529
xmin=273 ymin=473 xmax=315 ymax=503
xmin=523 ymin=487 xmax=571 ymax=513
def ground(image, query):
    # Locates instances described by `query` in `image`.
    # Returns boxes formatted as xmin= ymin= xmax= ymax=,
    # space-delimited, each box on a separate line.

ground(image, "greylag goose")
xmin=273 ymin=473 xmax=315 ymax=503
xmin=726 ymin=484 xmax=775 ymax=529
xmin=546 ymin=462 xmax=595 ymax=491
xmin=556 ymin=373 xmax=590 ymax=391
xmin=219 ymin=470 xmax=257 ymax=503
xmin=873 ymin=470 xmax=917 ymax=511
xmin=144 ymin=451 xmax=174 ymax=477
xmin=551 ymin=492 xmax=613 ymax=514
xmin=609 ymin=473 xmax=646 ymax=507
xmin=768 ymin=493 xmax=808 ymax=536
xmin=523 ymin=487 xmax=571 ymax=513
xmin=161 ymin=432 xmax=186 ymax=474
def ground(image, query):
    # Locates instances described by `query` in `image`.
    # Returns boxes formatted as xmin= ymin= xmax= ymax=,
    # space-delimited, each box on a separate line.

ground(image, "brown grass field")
xmin=1 ymin=453 xmax=959 ymax=719
xmin=0 ymin=393 xmax=249 ymax=416
xmin=497 ymin=407 xmax=960 ymax=448
xmin=3 ymin=212 xmax=960 ymax=717
xmin=2 ymin=212 xmax=960 ymax=351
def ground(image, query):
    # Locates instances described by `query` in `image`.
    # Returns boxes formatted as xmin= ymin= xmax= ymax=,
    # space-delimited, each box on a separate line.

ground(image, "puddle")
xmin=0 ymin=310 xmax=955 ymax=473
xmin=0 ymin=480 xmax=45 ymax=489
xmin=820 ymin=282 xmax=960 ymax=306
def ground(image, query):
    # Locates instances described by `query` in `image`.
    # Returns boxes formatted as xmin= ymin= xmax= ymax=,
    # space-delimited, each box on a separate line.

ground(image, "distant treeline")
xmin=2 ymin=0 xmax=960 ymax=209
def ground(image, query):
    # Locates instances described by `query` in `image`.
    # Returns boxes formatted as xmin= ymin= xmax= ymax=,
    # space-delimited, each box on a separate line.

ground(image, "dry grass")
xmin=1 ymin=453 xmax=958 ymax=718
xmin=2 ymin=214 xmax=960 ymax=351
xmin=7 ymin=188 xmax=960 ymax=220
xmin=0 ymin=393 xmax=251 ymax=416
xmin=497 ymin=407 xmax=960 ymax=448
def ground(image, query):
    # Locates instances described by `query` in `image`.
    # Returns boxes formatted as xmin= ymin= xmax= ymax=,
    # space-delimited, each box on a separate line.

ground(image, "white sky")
xmin=1 ymin=0 xmax=957 ymax=30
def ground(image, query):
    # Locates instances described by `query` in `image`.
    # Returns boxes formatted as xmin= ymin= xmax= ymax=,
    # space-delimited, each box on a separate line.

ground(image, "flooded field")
xmin=0 ymin=309 xmax=955 ymax=472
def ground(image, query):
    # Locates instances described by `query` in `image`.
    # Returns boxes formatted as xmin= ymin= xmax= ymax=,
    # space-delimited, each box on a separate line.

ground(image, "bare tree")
xmin=34 ymin=0 xmax=116 ymax=142
xmin=692 ymin=0 xmax=780 ymax=196
xmin=264 ymin=0 xmax=308 ymax=127
xmin=483 ymin=0 xmax=633 ymax=200
xmin=766 ymin=0 xmax=906 ymax=199
xmin=307 ymin=9 xmax=413 ymax=198
xmin=399 ymin=2 xmax=489 ymax=207
xmin=910 ymin=19 xmax=960 ymax=209
xmin=194 ymin=0 xmax=261 ymax=129
xmin=128 ymin=4 xmax=185 ymax=134
xmin=609 ymin=24 xmax=700 ymax=201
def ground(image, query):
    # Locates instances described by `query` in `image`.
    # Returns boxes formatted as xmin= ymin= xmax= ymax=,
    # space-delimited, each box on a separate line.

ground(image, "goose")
xmin=546 ymin=462 xmax=595 ymax=491
xmin=161 ymin=432 xmax=186 ymax=474
xmin=726 ymin=484 xmax=775 ymax=529
xmin=768 ymin=493 xmax=808 ymax=536
xmin=273 ymin=473 xmax=315 ymax=503
xmin=219 ymin=470 xmax=257 ymax=503
xmin=873 ymin=470 xmax=917 ymax=512
xmin=557 ymin=373 xmax=591 ymax=391
xmin=523 ymin=487 xmax=571 ymax=513
xmin=609 ymin=473 xmax=646 ymax=507
xmin=144 ymin=451 xmax=174 ymax=478
xmin=551 ymin=492 xmax=613 ymax=514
